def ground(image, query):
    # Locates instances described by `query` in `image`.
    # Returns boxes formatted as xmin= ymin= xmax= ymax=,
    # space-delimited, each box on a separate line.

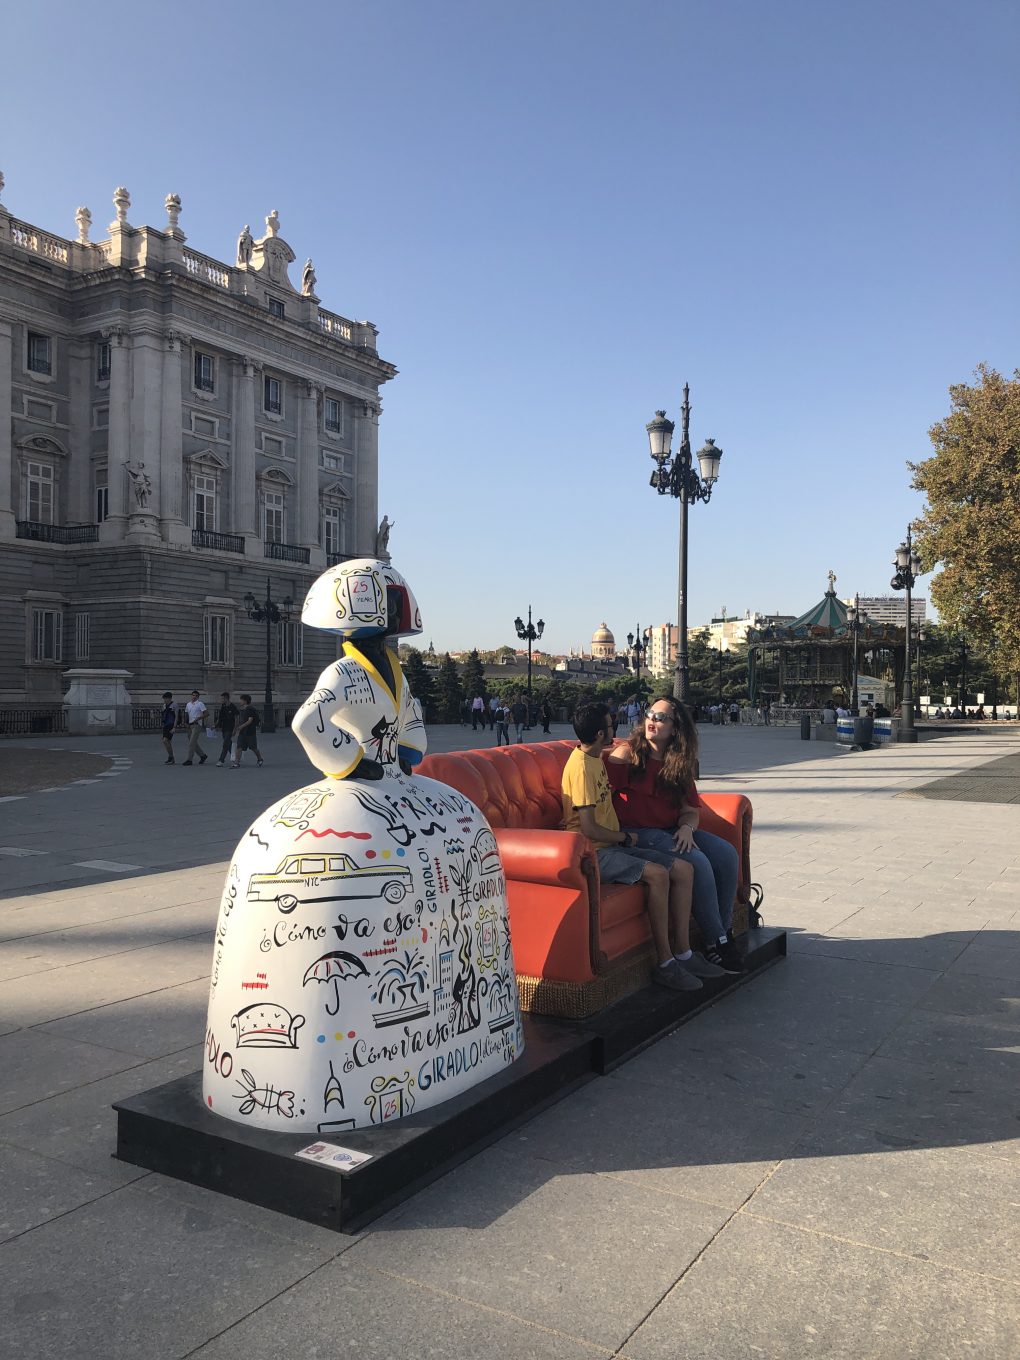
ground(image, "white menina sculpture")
xmin=203 ymin=558 xmax=524 ymax=1133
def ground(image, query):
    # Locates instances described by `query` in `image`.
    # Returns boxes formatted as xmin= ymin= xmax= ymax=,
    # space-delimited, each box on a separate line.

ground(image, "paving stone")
xmin=625 ymin=1210 xmax=1020 ymax=1359
xmin=0 ymin=1029 xmax=143 ymax=1114
xmin=0 ymin=1047 xmax=202 ymax=1182
xmin=875 ymin=1007 xmax=1020 ymax=1078
xmin=505 ymin=1072 xmax=811 ymax=1210
xmin=190 ymin=1255 xmax=606 ymax=1360
xmin=748 ymin=1142 xmax=1020 ymax=1280
xmin=1 ymin=1181 xmax=339 ymax=1360
xmin=350 ymin=1142 xmax=729 ymax=1351
xmin=0 ymin=1143 xmax=120 ymax=1242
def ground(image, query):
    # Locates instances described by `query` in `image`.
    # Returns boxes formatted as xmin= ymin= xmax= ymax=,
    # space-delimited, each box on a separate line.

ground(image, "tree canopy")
xmin=911 ymin=366 xmax=1020 ymax=674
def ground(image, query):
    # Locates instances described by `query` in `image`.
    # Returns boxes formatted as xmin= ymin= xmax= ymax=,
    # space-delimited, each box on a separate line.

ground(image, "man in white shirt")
xmin=183 ymin=690 xmax=209 ymax=765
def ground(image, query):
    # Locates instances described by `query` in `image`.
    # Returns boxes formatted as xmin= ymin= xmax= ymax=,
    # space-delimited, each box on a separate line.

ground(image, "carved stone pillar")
xmin=231 ymin=356 xmax=259 ymax=548
xmin=297 ymin=380 xmax=322 ymax=559
xmin=67 ymin=338 xmax=92 ymax=526
xmin=354 ymin=401 xmax=380 ymax=556
xmin=100 ymin=328 xmax=130 ymax=542
xmin=0 ymin=319 xmax=14 ymax=536
xmin=160 ymin=331 xmax=189 ymax=543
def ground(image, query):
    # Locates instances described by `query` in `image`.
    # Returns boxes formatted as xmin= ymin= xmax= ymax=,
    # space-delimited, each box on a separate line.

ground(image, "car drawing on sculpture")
xmin=246 ymin=853 xmax=413 ymax=913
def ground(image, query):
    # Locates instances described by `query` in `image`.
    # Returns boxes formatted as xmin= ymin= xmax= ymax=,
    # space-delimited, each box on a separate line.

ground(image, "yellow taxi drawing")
xmin=246 ymin=853 xmax=412 ymax=914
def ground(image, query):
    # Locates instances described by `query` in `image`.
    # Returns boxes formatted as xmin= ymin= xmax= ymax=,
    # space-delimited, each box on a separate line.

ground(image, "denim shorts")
xmin=597 ymin=842 xmax=674 ymax=884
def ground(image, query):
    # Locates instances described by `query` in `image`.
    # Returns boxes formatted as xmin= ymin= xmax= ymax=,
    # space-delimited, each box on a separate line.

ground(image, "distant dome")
xmin=591 ymin=622 xmax=616 ymax=659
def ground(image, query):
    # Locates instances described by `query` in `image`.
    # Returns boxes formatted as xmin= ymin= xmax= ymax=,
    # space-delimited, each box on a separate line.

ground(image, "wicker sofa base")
xmin=517 ymin=901 xmax=752 ymax=1019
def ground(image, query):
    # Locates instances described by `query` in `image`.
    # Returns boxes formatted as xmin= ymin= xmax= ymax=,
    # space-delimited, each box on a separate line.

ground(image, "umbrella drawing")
xmin=302 ymin=949 xmax=369 ymax=1015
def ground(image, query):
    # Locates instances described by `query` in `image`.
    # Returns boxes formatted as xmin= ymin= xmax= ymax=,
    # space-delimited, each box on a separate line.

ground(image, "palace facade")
xmin=0 ymin=177 xmax=395 ymax=717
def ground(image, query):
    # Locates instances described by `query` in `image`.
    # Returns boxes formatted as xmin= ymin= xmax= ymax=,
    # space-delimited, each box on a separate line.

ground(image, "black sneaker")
xmin=198 ymin=753 xmax=208 ymax=764
xmin=704 ymin=939 xmax=745 ymax=974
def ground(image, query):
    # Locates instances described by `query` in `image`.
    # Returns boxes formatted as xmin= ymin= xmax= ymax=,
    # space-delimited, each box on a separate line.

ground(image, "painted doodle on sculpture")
xmin=203 ymin=559 xmax=524 ymax=1132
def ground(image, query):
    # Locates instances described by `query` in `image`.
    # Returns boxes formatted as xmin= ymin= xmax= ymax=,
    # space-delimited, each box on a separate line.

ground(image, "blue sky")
xmin=4 ymin=1 xmax=1017 ymax=653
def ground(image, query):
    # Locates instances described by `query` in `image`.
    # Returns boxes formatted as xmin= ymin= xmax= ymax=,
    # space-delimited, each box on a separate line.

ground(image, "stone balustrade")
xmin=9 ymin=219 xmax=70 ymax=264
xmin=183 ymin=248 xmax=230 ymax=288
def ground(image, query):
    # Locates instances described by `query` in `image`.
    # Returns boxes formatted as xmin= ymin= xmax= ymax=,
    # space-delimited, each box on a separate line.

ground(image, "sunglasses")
xmin=646 ymin=711 xmax=672 ymax=723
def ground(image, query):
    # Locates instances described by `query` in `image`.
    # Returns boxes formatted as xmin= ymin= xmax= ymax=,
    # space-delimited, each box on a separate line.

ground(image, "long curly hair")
xmin=627 ymin=697 xmax=699 ymax=806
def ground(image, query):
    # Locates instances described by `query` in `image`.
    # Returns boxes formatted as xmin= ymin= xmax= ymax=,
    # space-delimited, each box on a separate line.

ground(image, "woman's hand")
xmin=672 ymin=824 xmax=696 ymax=853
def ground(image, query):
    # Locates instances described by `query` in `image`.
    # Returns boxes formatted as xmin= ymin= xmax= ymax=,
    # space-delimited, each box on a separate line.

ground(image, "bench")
xmin=417 ymin=739 xmax=754 ymax=1018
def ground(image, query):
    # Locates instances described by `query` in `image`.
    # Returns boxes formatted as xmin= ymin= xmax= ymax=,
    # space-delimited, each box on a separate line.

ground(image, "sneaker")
xmin=704 ymin=939 xmax=746 ymax=974
xmin=680 ymin=952 xmax=729 ymax=979
xmin=257 ymin=758 xmax=264 ymax=767
xmin=230 ymin=762 xmax=240 ymax=769
xmin=653 ymin=960 xmax=703 ymax=993
xmin=164 ymin=758 xmax=175 ymax=765
xmin=198 ymin=753 xmax=208 ymax=764
xmin=182 ymin=760 xmax=193 ymax=766
xmin=215 ymin=761 xmax=224 ymax=767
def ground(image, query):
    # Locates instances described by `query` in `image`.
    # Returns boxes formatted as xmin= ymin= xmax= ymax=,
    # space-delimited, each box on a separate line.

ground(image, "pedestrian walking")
xmin=540 ymin=698 xmax=552 ymax=734
xmin=160 ymin=691 xmax=176 ymax=764
xmin=231 ymin=694 xmax=264 ymax=767
xmin=182 ymin=690 xmax=209 ymax=765
xmin=510 ymin=696 xmax=527 ymax=743
xmin=215 ymin=691 xmax=240 ymax=766
xmin=496 ymin=701 xmax=511 ymax=746
xmin=488 ymin=695 xmax=499 ymax=729
xmin=471 ymin=694 xmax=485 ymax=730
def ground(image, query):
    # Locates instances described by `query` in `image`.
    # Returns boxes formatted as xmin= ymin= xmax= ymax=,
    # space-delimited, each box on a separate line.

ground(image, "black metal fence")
xmin=0 ymin=707 xmax=69 ymax=736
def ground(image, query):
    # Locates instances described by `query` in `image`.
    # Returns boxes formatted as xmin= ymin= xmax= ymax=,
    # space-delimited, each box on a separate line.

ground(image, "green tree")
xmin=401 ymin=647 xmax=435 ymax=721
xmin=433 ymin=653 xmax=465 ymax=723
xmin=459 ymin=648 xmax=487 ymax=703
xmin=911 ymin=366 xmax=1020 ymax=676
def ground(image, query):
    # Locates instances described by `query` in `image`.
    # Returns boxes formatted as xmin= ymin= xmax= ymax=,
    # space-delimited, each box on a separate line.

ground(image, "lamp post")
xmin=626 ymin=625 xmax=648 ymax=691
xmin=513 ymin=606 xmax=545 ymax=716
xmin=243 ymin=577 xmax=293 ymax=734
xmin=847 ymin=593 xmax=861 ymax=713
xmin=646 ymin=385 xmax=722 ymax=703
xmin=915 ymin=627 xmax=926 ymax=715
xmin=890 ymin=527 xmax=922 ymax=742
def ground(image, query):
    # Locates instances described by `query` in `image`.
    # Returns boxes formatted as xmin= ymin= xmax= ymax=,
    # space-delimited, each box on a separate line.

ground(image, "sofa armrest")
xmin=494 ymin=827 xmax=591 ymax=890
xmin=698 ymin=792 xmax=753 ymax=904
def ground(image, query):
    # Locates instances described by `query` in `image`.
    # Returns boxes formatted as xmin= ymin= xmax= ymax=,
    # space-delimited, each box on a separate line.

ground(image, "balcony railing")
xmin=192 ymin=529 xmax=245 ymax=553
xmin=16 ymin=521 xmax=99 ymax=544
xmin=265 ymin=541 xmax=311 ymax=564
xmin=326 ymin=551 xmax=355 ymax=567
xmin=0 ymin=707 xmax=68 ymax=736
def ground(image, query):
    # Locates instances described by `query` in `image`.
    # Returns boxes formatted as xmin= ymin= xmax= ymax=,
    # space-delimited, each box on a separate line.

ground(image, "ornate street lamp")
xmin=513 ymin=605 xmax=545 ymax=715
xmin=647 ymin=385 xmax=722 ymax=702
xmin=847 ymin=593 xmax=862 ymax=713
xmin=890 ymin=528 xmax=922 ymax=742
xmin=243 ymin=577 xmax=293 ymax=734
xmin=916 ymin=626 xmax=926 ymax=713
xmin=626 ymin=624 xmax=648 ymax=690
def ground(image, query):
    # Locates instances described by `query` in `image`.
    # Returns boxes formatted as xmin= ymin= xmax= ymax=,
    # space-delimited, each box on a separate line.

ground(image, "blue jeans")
xmin=633 ymin=827 xmax=738 ymax=942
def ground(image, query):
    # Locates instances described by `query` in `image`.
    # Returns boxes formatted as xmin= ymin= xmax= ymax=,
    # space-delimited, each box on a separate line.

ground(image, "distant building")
xmin=848 ymin=596 xmax=928 ymax=627
xmin=590 ymin=623 xmax=616 ymax=660
xmin=0 ymin=178 xmax=395 ymax=714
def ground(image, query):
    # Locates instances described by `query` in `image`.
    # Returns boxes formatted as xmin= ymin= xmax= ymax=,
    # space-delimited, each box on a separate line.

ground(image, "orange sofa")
xmin=417 ymin=740 xmax=754 ymax=1018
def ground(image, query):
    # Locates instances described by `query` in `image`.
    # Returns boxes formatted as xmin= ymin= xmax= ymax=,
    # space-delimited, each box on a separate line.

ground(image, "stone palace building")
xmin=0 ymin=175 xmax=395 ymax=722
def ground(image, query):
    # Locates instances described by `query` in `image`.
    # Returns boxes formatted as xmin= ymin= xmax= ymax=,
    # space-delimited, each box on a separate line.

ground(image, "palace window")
xmin=96 ymin=342 xmax=111 ymax=382
xmin=94 ymin=467 xmax=108 ymax=524
xmin=324 ymin=397 xmax=343 ymax=434
xmin=74 ymin=612 xmax=91 ymax=662
xmin=267 ymin=297 xmax=286 ymax=319
xmin=27 ymin=332 xmax=52 ymax=375
xmin=323 ymin=504 xmax=344 ymax=557
xmin=277 ymin=620 xmax=303 ymax=668
xmin=25 ymin=461 xmax=55 ymax=523
xmin=263 ymin=488 xmax=285 ymax=542
xmin=204 ymin=612 xmax=231 ymax=666
xmin=194 ymin=473 xmax=217 ymax=531
xmin=32 ymin=608 xmax=63 ymax=663
xmin=194 ymin=351 xmax=215 ymax=393
xmin=263 ymin=375 xmax=282 ymax=414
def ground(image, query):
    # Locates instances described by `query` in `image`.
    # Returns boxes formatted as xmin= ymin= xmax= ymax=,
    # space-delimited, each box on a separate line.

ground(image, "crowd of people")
xmin=159 ymin=690 xmax=264 ymax=768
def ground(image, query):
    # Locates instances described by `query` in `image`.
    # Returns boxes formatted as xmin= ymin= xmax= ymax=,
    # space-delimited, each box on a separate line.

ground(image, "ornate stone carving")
xmin=301 ymin=258 xmax=317 ymax=296
xmin=265 ymin=209 xmax=280 ymax=237
xmin=375 ymin=515 xmax=393 ymax=556
xmin=75 ymin=206 xmax=92 ymax=244
xmin=165 ymin=193 xmax=182 ymax=233
xmin=125 ymin=460 xmax=152 ymax=509
xmin=112 ymin=186 xmax=131 ymax=227
xmin=237 ymin=224 xmax=253 ymax=266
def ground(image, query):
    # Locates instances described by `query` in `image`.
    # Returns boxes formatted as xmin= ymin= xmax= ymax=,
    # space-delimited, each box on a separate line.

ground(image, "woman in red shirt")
xmin=605 ymin=696 xmax=743 ymax=973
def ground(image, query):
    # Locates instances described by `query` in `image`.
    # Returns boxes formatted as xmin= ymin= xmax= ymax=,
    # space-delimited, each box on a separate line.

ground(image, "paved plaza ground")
xmin=2 ymin=719 xmax=1019 ymax=1358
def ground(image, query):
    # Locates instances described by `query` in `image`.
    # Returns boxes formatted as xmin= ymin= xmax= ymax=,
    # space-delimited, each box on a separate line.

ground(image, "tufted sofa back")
xmin=418 ymin=740 xmax=574 ymax=830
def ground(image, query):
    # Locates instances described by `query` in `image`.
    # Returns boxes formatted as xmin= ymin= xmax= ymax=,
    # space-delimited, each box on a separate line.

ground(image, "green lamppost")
xmin=243 ymin=577 xmax=293 ymax=734
xmin=890 ymin=528 xmax=922 ymax=742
